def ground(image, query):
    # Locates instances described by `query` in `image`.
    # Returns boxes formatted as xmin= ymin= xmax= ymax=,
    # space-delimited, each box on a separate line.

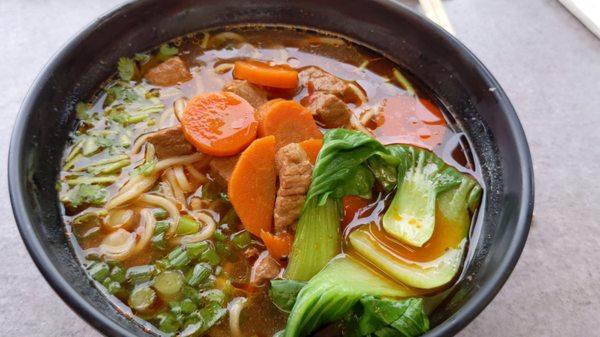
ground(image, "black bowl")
xmin=8 ymin=0 xmax=534 ymax=336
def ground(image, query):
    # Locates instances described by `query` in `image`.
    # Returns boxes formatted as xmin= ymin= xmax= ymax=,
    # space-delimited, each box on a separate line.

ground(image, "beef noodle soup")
xmin=59 ymin=26 xmax=482 ymax=337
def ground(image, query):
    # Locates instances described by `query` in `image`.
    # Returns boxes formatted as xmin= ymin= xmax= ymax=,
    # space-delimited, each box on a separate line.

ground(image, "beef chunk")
xmin=222 ymin=80 xmax=268 ymax=109
xmin=146 ymin=127 xmax=196 ymax=159
xmin=306 ymin=92 xmax=352 ymax=128
xmin=209 ymin=155 xmax=240 ymax=187
xmin=298 ymin=66 xmax=357 ymax=103
xmin=243 ymin=246 xmax=260 ymax=261
xmin=145 ymin=57 xmax=192 ymax=87
xmin=250 ymin=251 xmax=281 ymax=284
xmin=274 ymin=143 xmax=313 ymax=233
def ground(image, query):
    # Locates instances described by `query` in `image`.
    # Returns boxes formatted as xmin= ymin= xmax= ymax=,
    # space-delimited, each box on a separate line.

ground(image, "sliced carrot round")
xmin=233 ymin=60 xmax=298 ymax=89
xmin=260 ymin=230 xmax=293 ymax=260
xmin=181 ymin=92 xmax=258 ymax=156
xmin=299 ymin=138 xmax=323 ymax=165
xmin=229 ymin=136 xmax=277 ymax=237
xmin=256 ymin=99 xmax=323 ymax=150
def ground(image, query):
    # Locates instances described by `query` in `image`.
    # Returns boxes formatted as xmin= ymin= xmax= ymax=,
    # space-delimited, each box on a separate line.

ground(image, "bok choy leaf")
xmin=283 ymin=257 xmax=418 ymax=337
xmin=343 ymin=297 xmax=429 ymax=337
xmin=306 ymin=129 xmax=395 ymax=206
xmin=269 ymin=279 xmax=307 ymax=312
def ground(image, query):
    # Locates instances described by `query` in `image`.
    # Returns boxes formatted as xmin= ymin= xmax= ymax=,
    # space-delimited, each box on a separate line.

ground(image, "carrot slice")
xmin=229 ymin=136 xmax=276 ymax=236
xmin=260 ymin=230 xmax=293 ymax=260
xmin=341 ymin=195 xmax=371 ymax=227
xmin=256 ymin=99 xmax=323 ymax=150
xmin=299 ymin=139 xmax=323 ymax=165
xmin=233 ymin=60 xmax=298 ymax=89
xmin=181 ymin=92 xmax=258 ymax=157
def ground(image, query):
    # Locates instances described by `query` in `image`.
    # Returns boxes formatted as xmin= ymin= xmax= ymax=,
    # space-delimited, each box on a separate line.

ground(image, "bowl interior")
xmin=9 ymin=0 xmax=533 ymax=336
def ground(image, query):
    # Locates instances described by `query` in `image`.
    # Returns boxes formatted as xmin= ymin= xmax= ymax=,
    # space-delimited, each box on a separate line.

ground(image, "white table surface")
xmin=1 ymin=0 xmax=599 ymax=336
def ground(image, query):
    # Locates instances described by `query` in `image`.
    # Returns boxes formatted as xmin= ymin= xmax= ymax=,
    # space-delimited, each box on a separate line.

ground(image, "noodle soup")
xmin=59 ymin=27 xmax=481 ymax=336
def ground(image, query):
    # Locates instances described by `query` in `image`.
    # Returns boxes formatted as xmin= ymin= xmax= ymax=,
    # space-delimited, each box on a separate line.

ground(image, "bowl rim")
xmin=8 ymin=0 xmax=534 ymax=336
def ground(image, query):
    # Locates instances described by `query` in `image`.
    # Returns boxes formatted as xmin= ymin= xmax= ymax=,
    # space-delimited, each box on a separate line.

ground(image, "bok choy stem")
xmin=382 ymin=146 xmax=462 ymax=247
xmin=284 ymin=199 xmax=340 ymax=281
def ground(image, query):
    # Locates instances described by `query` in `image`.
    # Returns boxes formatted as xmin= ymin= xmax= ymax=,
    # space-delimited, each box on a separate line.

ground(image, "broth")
xmin=59 ymin=26 xmax=480 ymax=337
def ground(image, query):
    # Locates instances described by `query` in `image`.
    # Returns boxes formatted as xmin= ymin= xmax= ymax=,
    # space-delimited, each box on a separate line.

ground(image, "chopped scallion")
xmin=186 ymin=263 xmax=212 ymax=287
xmin=156 ymin=312 xmax=180 ymax=333
xmin=154 ymin=270 xmax=185 ymax=300
xmin=186 ymin=241 xmax=210 ymax=259
xmin=126 ymin=265 xmax=156 ymax=284
xmin=154 ymin=220 xmax=170 ymax=234
xmin=110 ymin=266 xmax=126 ymax=283
xmin=214 ymin=241 xmax=231 ymax=259
xmin=231 ymin=230 xmax=252 ymax=249
xmin=201 ymin=248 xmax=220 ymax=266
xmin=107 ymin=281 xmax=122 ymax=295
xmin=88 ymin=262 xmax=110 ymax=282
xmin=176 ymin=216 xmax=200 ymax=235
xmin=153 ymin=209 xmax=169 ymax=221
xmin=167 ymin=247 xmax=191 ymax=268
xmin=152 ymin=232 xmax=167 ymax=251
xmin=180 ymin=299 xmax=197 ymax=314
xmin=128 ymin=286 xmax=156 ymax=312
xmin=212 ymin=229 xmax=227 ymax=242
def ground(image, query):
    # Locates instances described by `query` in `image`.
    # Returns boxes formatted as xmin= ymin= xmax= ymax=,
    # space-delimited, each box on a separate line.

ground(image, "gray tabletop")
xmin=1 ymin=0 xmax=599 ymax=336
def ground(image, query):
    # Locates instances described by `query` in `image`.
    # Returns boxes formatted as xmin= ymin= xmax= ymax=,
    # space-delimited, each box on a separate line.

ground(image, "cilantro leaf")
xmin=63 ymin=184 xmax=107 ymax=208
xmin=104 ymin=86 xmax=125 ymax=107
xmin=104 ymin=85 xmax=138 ymax=107
xmin=157 ymin=43 xmax=178 ymax=61
xmin=117 ymin=57 xmax=136 ymax=81
xmin=134 ymin=52 xmax=151 ymax=63
xmin=75 ymin=102 xmax=90 ymax=121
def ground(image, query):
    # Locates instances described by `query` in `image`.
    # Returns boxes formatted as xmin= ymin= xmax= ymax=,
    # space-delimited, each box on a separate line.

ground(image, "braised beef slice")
xmin=222 ymin=80 xmax=268 ymax=109
xmin=298 ymin=66 xmax=357 ymax=103
xmin=146 ymin=127 xmax=196 ymax=159
xmin=251 ymin=251 xmax=281 ymax=285
xmin=306 ymin=92 xmax=352 ymax=128
xmin=145 ymin=57 xmax=192 ymax=87
xmin=273 ymin=143 xmax=313 ymax=233
xmin=209 ymin=154 xmax=240 ymax=187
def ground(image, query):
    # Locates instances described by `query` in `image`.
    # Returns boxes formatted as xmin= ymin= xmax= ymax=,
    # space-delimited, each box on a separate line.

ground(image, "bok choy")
xmin=382 ymin=145 xmax=462 ymax=247
xmin=285 ymin=130 xmax=391 ymax=281
xmin=283 ymin=256 xmax=422 ymax=337
xmin=350 ymin=175 xmax=482 ymax=289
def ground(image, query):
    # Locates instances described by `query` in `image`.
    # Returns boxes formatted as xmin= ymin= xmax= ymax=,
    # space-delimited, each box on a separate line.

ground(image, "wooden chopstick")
xmin=418 ymin=0 xmax=455 ymax=35
xmin=558 ymin=0 xmax=600 ymax=39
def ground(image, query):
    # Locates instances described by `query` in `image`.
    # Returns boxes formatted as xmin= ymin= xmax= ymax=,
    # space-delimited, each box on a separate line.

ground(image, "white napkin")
xmin=558 ymin=0 xmax=600 ymax=39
